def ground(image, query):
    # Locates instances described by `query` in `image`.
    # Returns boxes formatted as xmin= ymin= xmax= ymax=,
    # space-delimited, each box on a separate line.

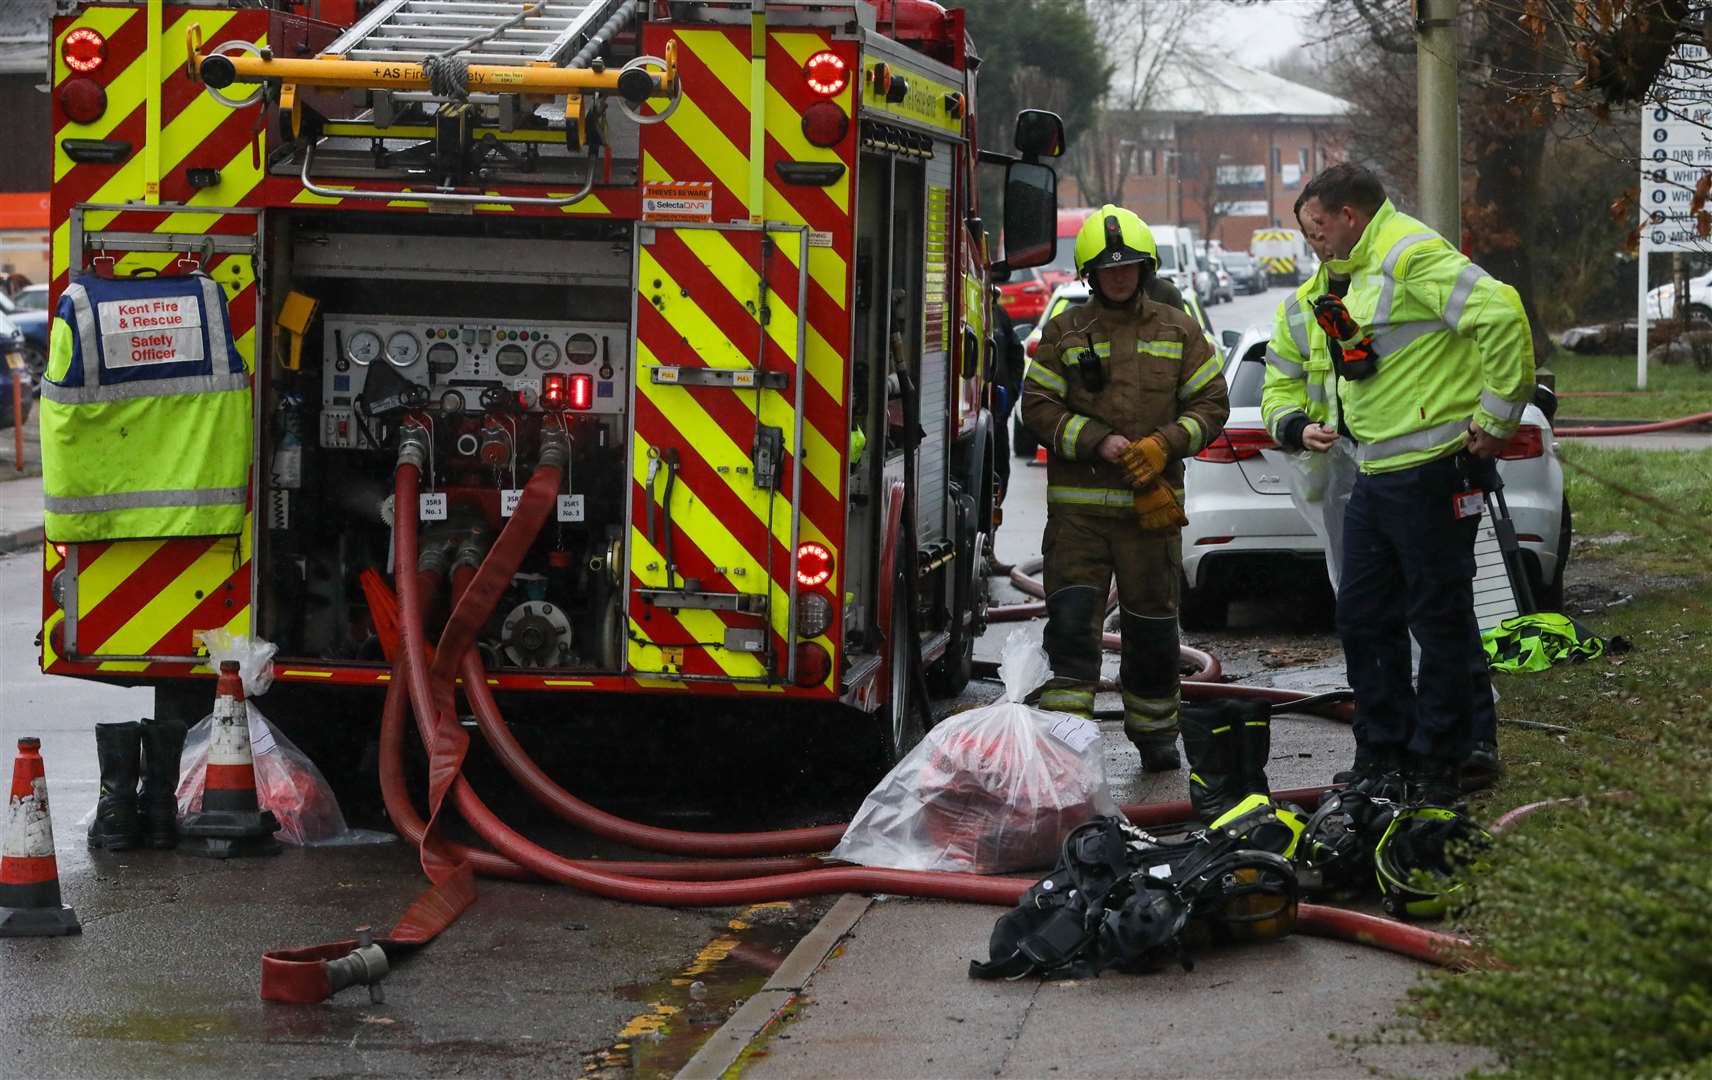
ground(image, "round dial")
xmin=494 ymin=342 xmax=528 ymax=376
xmin=439 ymin=389 xmax=466 ymax=415
xmin=531 ymin=339 xmax=560 ymax=370
xmin=386 ymin=331 xmax=421 ymax=368
xmin=427 ymin=341 xmax=459 ymax=375
xmin=565 ymin=332 xmax=598 ymax=366
xmin=346 ymin=329 xmax=382 ymax=366
xmin=514 ymin=385 xmax=538 ymax=410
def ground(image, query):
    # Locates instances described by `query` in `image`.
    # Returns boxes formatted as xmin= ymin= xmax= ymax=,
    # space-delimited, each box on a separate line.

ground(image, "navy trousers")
xmin=1337 ymin=454 xmax=1482 ymax=763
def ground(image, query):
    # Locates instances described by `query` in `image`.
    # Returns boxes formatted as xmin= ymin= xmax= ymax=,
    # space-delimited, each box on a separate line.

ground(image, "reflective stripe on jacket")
xmin=1322 ymin=200 xmax=1535 ymax=474
xmin=1260 ymin=265 xmax=1339 ymax=445
xmin=41 ymin=273 xmax=252 ymax=542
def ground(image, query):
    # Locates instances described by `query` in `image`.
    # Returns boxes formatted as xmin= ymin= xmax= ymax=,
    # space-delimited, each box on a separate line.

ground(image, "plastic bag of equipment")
xmin=831 ymin=631 xmax=1121 ymax=874
xmin=175 ymin=631 xmax=392 ymax=847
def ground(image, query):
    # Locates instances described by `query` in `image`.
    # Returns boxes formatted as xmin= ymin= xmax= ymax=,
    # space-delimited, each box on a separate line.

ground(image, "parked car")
xmin=997 ymin=207 xmax=1098 ymax=328
xmin=1211 ymin=266 xmax=1236 ymax=304
xmin=1219 ymin=252 xmax=1266 ymax=295
xmin=1012 ymin=281 xmax=1216 ymax=459
xmin=0 ymin=290 xmax=49 ymax=378
xmin=0 ymin=310 xmax=32 ymax=431
xmin=1643 ymin=269 xmax=1712 ymax=323
xmin=10 ymin=284 xmax=50 ymax=312
xmin=1179 ymin=327 xmax=1572 ymax=628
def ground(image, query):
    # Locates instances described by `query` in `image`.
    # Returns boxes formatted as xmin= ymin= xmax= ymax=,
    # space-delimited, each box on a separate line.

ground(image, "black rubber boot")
xmin=1132 ymin=734 xmax=1181 ymax=773
xmin=140 ymin=716 xmax=188 ymax=850
xmin=87 ymin=722 xmax=143 ymax=851
xmin=1461 ymin=740 xmax=1503 ymax=792
xmin=1333 ymin=742 xmax=1401 ymax=788
xmin=1405 ymin=754 xmax=1463 ymax=807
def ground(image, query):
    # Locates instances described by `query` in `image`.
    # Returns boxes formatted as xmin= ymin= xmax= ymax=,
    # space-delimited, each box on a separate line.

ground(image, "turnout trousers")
xmin=1039 ymin=511 xmax=1181 ymax=741
xmin=1336 ymin=455 xmax=1482 ymax=764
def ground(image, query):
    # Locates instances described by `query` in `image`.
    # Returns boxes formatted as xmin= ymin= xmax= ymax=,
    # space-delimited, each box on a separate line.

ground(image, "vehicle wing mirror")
xmin=1221 ymin=329 xmax=1241 ymax=350
xmin=996 ymin=160 xmax=1056 ymax=273
xmin=1013 ymin=109 xmax=1065 ymax=159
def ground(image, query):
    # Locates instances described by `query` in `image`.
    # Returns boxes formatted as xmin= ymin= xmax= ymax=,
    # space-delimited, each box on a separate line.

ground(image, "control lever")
xmin=661 ymin=448 xmax=680 ymax=590
xmin=644 ymin=447 xmax=661 ymax=546
xmin=752 ymin=425 xmax=783 ymax=491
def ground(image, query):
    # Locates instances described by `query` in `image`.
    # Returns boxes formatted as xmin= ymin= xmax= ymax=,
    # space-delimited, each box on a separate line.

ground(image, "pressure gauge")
xmin=565 ymin=332 xmax=598 ymax=366
xmin=386 ymin=331 xmax=421 ymax=368
xmin=427 ymin=341 xmax=459 ymax=375
xmin=532 ymin=339 xmax=560 ymax=370
xmin=495 ymin=342 xmax=528 ymax=376
xmin=346 ymin=329 xmax=382 ymax=366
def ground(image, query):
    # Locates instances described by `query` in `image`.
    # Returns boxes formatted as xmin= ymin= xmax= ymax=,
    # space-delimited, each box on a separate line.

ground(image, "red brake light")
xmin=795 ymin=542 xmax=833 ymax=588
xmin=801 ymin=101 xmax=849 ymax=147
xmin=58 ymin=78 xmax=106 ymax=125
xmin=1195 ymin=428 xmax=1274 ymax=463
xmin=1497 ymin=424 xmax=1543 ymax=460
xmin=793 ymin=641 xmax=832 ymax=688
xmin=53 ymin=543 xmax=68 ymax=558
xmin=568 ymin=372 xmax=592 ymax=410
xmin=62 ymin=28 xmax=106 ymax=73
xmin=804 ymin=51 xmax=848 ymax=96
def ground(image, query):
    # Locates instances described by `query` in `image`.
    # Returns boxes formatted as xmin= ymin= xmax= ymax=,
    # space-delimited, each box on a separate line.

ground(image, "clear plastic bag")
xmin=831 ymin=631 xmax=1120 ymax=874
xmin=175 ymin=631 xmax=392 ymax=847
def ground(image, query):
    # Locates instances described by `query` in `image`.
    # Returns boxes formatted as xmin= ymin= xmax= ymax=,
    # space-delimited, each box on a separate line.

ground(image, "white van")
xmin=1152 ymin=226 xmax=1204 ymax=302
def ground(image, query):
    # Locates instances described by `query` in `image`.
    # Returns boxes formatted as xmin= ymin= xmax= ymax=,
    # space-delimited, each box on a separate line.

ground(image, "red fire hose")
xmin=1554 ymin=411 xmax=1712 ymax=437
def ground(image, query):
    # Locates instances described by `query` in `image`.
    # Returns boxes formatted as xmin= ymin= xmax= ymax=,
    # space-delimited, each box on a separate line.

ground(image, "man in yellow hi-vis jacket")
xmin=1022 ymin=206 xmax=1229 ymax=770
xmin=1286 ymin=164 xmax=1534 ymax=804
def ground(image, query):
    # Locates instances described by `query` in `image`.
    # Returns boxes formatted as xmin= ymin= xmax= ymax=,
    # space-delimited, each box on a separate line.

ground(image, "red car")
xmin=997 ymin=208 xmax=1095 ymax=327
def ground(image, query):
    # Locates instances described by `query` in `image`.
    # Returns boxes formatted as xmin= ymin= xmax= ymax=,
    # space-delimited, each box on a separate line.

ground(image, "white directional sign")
xmin=1641 ymin=37 xmax=1712 ymax=251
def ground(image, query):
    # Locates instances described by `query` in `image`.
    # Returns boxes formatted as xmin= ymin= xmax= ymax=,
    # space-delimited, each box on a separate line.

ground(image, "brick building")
xmin=1063 ymin=57 xmax=1351 ymax=252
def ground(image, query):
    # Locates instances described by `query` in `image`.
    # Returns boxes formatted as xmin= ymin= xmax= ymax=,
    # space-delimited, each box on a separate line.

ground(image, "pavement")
xmin=0 ymin=406 xmax=43 ymax=554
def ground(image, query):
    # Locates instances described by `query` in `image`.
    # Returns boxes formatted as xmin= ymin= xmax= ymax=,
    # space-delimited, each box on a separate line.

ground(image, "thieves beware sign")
xmin=641 ymin=181 xmax=714 ymax=223
xmin=97 ymin=296 xmax=205 ymax=367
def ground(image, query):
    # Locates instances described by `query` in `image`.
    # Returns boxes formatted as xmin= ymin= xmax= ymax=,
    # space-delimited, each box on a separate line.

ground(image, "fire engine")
xmin=41 ymin=0 xmax=1063 ymax=771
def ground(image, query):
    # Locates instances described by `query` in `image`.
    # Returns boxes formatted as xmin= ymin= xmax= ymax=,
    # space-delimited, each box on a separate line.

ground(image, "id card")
xmin=1452 ymin=490 xmax=1487 ymax=520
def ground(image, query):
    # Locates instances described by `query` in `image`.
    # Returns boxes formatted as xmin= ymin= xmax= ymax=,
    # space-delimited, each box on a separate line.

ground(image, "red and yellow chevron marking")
xmin=38 ymin=230 xmax=258 ymax=679
xmin=50 ymin=5 xmax=270 ymax=293
xmin=625 ymin=27 xmax=855 ymax=692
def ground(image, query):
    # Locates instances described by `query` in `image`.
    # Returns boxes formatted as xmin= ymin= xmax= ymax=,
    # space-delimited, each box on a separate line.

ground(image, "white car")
xmin=1180 ymin=328 xmax=1571 ymax=628
xmin=1644 ymin=269 xmax=1712 ymax=322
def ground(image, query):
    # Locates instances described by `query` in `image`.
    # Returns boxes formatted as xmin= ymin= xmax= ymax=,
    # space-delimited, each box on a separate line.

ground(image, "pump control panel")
xmin=319 ymin=315 xmax=629 ymax=448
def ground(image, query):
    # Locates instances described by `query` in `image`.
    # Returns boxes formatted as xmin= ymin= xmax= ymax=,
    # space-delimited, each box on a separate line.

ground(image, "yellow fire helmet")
xmin=1073 ymin=205 xmax=1158 ymax=277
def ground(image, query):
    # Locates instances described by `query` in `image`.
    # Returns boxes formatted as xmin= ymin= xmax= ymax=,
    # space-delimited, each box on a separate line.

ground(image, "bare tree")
xmin=1064 ymin=0 xmax=1196 ymax=206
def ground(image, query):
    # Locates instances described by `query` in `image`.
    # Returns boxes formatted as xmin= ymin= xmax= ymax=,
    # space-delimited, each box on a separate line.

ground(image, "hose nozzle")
xmin=325 ymin=926 xmax=389 ymax=1004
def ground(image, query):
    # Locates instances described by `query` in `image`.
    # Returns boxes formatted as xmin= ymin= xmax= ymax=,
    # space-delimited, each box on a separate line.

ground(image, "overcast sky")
xmin=1187 ymin=0 xmax=1315 ymax=65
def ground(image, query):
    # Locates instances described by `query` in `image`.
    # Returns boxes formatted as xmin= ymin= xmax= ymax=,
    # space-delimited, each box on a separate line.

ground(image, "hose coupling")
xmin=416 ymin=530 xmax=457 ymax=577
xmin=452 ymin=525 xmax=495 ymax=575
xmin=537 ymin=426 xmax=572 ymax=472
xmin=325 ymin=926 xmax=389 ymax=1004
xmin=396 ymin=425 xmax=432 ymax=475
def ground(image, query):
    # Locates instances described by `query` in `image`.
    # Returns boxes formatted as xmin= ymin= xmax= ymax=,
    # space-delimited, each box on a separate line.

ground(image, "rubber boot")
xmin=87 ymin=722 xmax=143 ymax=851
xmin=1236 ymin=699 xmax=1272 ymax=797
xmin=1405 ymin=754 xmax=1462 ymax=807
xmin=1132 ymin=734 xmax=1181 ymax=773
xmin=140 ymin=716 xmax=188 ymax=850
xmin=1332 ymin=742 xmax=1401 ymax=789
xmin=1181 ymin=700 xmax=1243 ymax=822
xmin=1461 ymin=740 xmax=1503 ymax=792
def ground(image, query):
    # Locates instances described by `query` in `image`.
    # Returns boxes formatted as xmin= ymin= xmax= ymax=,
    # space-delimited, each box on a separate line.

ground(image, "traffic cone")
xmin=1030 ymin=445 xmax=1047 ymax=467
xmin=179 ymin=661 xmax=281 ymax=859
xmin=0 ymin=737 xmax=81 ymax=937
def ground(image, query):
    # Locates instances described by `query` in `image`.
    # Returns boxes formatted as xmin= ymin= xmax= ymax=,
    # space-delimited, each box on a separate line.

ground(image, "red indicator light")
xmin=542 ymin=372 xmax=568 ymax=409
xmin=568 ymin=372 xmax=593 ymax=410
xmin=53 ymin=543 xmax=68 ymax=558
xmin=804 ymin=51 xmax=847 ymax=97
xmin=62 ymin=28 xmax=106 ymax=74
xmin=795 ymin=542 xmax=833 ymax=588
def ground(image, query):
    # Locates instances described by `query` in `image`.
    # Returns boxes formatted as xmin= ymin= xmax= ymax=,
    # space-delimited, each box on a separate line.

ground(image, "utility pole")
xmin=1415 ymin=0 xmax=1460 ymax=241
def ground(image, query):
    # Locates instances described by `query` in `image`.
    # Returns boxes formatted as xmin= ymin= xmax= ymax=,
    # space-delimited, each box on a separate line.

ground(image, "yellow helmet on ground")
xmin=1074 ymin=205 xmax=1157 ymax=276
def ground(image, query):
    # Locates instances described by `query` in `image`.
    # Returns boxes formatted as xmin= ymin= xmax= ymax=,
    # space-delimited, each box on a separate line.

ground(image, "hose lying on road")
xmin=1553 ymin=411 xmax=1712 ymax=437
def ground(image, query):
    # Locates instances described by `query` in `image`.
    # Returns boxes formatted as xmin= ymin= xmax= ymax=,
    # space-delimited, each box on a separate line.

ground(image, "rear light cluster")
xmin=1498 ymin=424 xmax=1544 ymax=460
xmin=800 ymin=51 xmax=850 ymax=147
xmin=1195 ymin=427 xmax=1274 ymax=463
xmin=795 ymin=542 xmax=833 ymax=588
xmin=59 ymin=28 xmax=109 ymax=126
xmin=62 ymin=28 xmax=106 ymax=72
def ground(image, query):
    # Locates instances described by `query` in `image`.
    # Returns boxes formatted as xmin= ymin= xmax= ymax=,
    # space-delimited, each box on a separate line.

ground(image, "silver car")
xmin=1180 ymin=327 xmax=1572 ymax=628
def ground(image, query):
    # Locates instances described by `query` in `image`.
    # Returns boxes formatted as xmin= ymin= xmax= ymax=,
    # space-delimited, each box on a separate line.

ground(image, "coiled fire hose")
xmin=262 ymin=437 xmax=1472 ymax=1001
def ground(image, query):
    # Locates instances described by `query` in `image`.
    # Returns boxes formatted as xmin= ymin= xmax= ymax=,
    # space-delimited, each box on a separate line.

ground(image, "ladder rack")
xmin=323 ymin=0 xmax=636 ymax=69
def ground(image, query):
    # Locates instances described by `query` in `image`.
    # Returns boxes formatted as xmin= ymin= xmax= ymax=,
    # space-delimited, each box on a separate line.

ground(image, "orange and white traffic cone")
xmin=0 ymin=737 xmax=81 ymax=937
xmin=179 ymin=661 xmax=281 ymax=859
xmin=1031 ymin=445 xmax=1047 ymax=467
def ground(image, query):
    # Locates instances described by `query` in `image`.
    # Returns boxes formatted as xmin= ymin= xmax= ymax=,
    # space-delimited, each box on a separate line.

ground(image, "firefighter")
xmin=1289 ymin=164 xmax=1534 ymax=804
xmin=1021 ymin=206 xmax=1230 ymax=770
xmin=987 ymin=292 xmax=1026 ymax=574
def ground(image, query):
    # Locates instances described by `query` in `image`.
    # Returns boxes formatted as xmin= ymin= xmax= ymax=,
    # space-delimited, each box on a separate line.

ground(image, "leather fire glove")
xmin=1313 ymin=294 xmax=1379 ymax=380
xmin=1120 ymin=433 xmax=1172 ymax=489
xmin=1133 ymin=480 xmax=1188 ymax=532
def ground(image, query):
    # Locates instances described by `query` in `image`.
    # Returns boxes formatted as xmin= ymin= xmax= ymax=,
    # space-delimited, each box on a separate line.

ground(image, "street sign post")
xmin=1639 ymin=27 xmax=1712 ymax=389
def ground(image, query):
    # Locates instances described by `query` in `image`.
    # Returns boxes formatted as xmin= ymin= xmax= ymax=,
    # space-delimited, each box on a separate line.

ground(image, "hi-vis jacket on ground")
xmin=1022 ymin=292 xmax=1228 ymax=513
xmin=1261 ymin=200 xmax=1535 ymax=474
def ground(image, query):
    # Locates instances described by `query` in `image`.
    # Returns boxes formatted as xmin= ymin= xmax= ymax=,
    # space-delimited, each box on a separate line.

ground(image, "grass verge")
xmin=1546 ymin=353 xmax=1712 ymax=421
xmin=1393 ymin=444 xmax=1712 ymax=1078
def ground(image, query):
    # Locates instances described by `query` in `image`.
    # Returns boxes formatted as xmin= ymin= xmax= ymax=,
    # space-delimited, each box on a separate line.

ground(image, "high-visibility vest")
xmin=40 ymin=273 xmax=252 ymax=542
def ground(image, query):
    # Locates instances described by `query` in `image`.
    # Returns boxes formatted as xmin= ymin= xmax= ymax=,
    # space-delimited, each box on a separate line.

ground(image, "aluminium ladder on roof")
xmin=323 ymin=0 xmax=636 ymax=69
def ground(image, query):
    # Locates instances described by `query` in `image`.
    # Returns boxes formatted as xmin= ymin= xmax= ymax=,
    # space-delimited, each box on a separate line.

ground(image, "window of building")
xmin=1299 ymin=147 xmax=1309 ymax=172
xmin=1270 ymin=146 xmax=1281 ymax=175
xmin=1143 ymin=147 xmax=1157 ymax=175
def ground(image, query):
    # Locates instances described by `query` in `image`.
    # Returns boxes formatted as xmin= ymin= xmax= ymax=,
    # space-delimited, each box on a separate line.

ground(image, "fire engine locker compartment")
xmin=258 ymin=212 xmax=637 ymax=676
